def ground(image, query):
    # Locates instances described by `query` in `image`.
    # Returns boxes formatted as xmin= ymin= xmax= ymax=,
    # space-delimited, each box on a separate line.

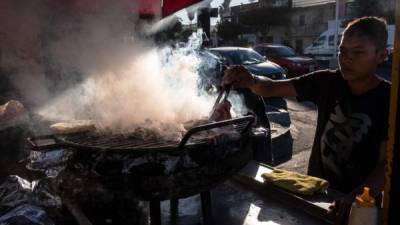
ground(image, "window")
xmin=313 ymin=36 xmax=326 ymax=46
xmin=328 ymin=35 xmax=342 ymax=46
xmin=283 ymin=40 xmax=292 ymax=48
xmin=265 ymin=46 xmax=296 ymax=57
xmin=254 ymin=47 xmax=265 ymax=56
xmin=295 ymin=40 xmax=303 ymax=54
xmin=210 ymin=49 xmax=265 ymax=65
xmin=265 ymin=36 xmax=274 ymax=43
xmin=328 ymin=35 xmax=334 ymax=46
xmin=299 ymin=15 xmax=305 ymax=26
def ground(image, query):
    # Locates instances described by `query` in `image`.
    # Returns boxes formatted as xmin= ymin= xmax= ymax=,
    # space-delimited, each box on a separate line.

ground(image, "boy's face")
xmin=338 ymin=34 xmax=387 ymax=81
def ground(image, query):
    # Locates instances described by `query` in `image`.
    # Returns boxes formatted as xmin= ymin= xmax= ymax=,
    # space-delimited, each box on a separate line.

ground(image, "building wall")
xmin=227 ymin=0 xmax=398 ymax=53
xmin=289 ymin=3 xmax=335 ymax=53
xmin=292 ymin=0 xmax=335 ymax=8
xmin=229 ymin=1 xmax=336 ymax=52
xmin=259 ymin=26 xmax=289 ymax=45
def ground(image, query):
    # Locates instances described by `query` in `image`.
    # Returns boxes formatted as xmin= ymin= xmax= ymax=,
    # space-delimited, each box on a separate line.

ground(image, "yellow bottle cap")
xmin=355 ymin=187 xmax=375 ymax=207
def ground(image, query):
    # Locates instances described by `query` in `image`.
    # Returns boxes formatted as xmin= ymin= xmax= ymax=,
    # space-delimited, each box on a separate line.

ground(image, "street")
xmin=272 ymin=97 xmax=318 ymax=174
xmin=157 ymin=100 xmax=327 ymax=225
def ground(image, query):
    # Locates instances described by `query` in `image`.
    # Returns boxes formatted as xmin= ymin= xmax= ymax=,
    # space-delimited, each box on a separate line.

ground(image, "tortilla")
xmin=50 ymin=121 xmax=96 ymax=134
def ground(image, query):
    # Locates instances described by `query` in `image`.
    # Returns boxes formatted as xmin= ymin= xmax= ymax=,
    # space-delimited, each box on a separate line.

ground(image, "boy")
xmin=223 ymin=17 xmax=391 ymax=224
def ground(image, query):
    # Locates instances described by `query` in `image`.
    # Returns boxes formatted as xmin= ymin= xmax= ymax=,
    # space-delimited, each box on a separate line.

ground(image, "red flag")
xmin=162 ymin=0 xmax=203 ymax=17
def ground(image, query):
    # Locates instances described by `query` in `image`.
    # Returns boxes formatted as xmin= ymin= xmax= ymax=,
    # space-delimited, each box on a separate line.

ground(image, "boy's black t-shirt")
xmin=292 ymin=70 xmax=391 ymax=193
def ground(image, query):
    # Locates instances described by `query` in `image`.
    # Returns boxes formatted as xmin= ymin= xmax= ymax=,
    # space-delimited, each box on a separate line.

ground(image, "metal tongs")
xmin=209 ymin=84 xmax=232 ymax=119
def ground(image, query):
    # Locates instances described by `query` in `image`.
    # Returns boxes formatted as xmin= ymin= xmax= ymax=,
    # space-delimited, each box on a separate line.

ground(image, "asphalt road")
xmin=272 ymin=97 xmax=318 ymax=174
xmin=169 ymin=99 xmax=325 ymax=225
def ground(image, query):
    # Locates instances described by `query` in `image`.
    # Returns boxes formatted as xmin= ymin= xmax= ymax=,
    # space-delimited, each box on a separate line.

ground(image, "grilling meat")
xmin=209 ymin=100 xmax=232 ymax=122
xmin=50 ymin=116 xmax=236 ymax=144
xmin=0 ymin=100 xmax=27 ymax=130
xmin=120 ymin=124 xmax=185 ymax=143
xmin=50 ymin=120 xmax=96 ymax=134
xmin=183 ymin=118 xmax=210 ymax=130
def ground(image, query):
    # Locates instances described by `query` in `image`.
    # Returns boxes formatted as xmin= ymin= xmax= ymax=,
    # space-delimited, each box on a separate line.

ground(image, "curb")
xmin=267 ymin=111 xmax=293 ymax=165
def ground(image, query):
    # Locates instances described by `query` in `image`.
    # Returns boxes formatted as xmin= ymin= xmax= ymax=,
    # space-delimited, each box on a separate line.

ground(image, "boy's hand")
xmin=222 ymin=65 xmax=254 ymax=89
xmin=328 ymin=194 xmax=353 ymax=225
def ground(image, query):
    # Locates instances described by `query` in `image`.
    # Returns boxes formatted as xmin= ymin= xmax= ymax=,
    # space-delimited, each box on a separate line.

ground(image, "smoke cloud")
xmin=1 ymin=0 xmax=245 ymax=134
xmin=39 ymin=30 xmax=216 ymax=131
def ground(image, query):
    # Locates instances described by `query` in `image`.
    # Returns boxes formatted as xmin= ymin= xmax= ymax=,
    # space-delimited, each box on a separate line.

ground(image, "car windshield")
xmin=213 ymin=49 xmax=265 ymax=65
xmin=313 ymin=35 xmax=326 ymax=46
xmin=267 ymin=46 xmax=296 ymax=57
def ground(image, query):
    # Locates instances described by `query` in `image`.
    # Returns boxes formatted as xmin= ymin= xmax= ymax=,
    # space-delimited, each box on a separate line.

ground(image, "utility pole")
xmin=333 ymin=0 xmax=339 ymax=58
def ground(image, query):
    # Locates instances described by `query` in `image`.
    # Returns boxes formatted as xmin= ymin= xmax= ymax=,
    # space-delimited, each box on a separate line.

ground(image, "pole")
xmin=333 ymin=0 xmax=339 ymax=58
xmin=383 ymin=0 xmax=400 ymax=224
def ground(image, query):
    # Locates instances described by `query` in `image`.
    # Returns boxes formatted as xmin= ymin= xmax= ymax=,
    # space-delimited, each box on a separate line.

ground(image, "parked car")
xmin=209 ymin=47 xmax=287 ymax=109
xmin=304 ymin=23 xmax=395 ymax=62
xmin=209 ymin=47 xmax=286 ymax=80
xmin=254 ymin=43 xmax=317 ymax=78
xmin=207 ymin=47 xmax=281 ymax=164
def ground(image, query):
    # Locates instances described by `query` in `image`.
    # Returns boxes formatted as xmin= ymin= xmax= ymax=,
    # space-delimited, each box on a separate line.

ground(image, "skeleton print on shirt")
xmin=320 ymin=102 xmax=372 ymax=174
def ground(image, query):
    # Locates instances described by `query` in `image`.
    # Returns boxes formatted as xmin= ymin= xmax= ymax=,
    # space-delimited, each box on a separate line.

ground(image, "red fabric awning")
xmin=55 ymin=0 xmax=204 ymax=18
xmin=162 ymin=0 xmax=203 ymax=17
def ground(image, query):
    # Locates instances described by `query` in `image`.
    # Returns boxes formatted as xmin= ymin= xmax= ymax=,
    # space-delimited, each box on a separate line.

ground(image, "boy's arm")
xmin=250 ymin=75 xmax=298 ymax=98
xmin=222 ymin=65 xmax=298 ymax=97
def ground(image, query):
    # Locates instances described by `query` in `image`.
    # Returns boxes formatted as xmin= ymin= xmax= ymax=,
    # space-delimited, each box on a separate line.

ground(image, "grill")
xmin=27 ymin=116 xmax=255 ymax=225
xmin=28 ymin=116 xmax=253 ymax=153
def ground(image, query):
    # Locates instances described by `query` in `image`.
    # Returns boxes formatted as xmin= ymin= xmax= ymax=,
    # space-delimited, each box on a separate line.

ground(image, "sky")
xmin=175 ymin=0 xmax=257 ymax=25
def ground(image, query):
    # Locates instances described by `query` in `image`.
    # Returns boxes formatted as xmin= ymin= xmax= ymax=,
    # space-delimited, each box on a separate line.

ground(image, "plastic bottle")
xmin=347 ymin=187 xmax=378 ymax=225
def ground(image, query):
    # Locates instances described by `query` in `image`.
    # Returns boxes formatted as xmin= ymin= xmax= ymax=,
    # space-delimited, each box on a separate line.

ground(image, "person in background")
xmin=223 ymin=16 xmax=391 ymax=225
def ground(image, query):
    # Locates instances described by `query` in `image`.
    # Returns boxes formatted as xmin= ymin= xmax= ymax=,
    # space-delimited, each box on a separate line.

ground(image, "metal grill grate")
xmin=61 ymin=132 xmax=179 ymax=149
xmin=28 ymin=116 xmax=254 ymax=152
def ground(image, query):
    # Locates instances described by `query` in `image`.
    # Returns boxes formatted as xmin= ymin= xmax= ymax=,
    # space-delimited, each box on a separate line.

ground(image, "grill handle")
xmin=178 ymin=115 xmax=254 ymax=149
xmin=27 ymin=135 xmax=64 ymax=151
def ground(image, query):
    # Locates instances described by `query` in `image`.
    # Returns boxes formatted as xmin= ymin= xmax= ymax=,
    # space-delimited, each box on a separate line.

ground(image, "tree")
xmin=238 ymin=7 xmax=290 ymax=36
xmin=353 ymin=0 xmax=384 ymax=17
xmin=216 ymin=21 xmax=242 ymax=41
xmin=176 ymin=26 xmax=196 ymax=42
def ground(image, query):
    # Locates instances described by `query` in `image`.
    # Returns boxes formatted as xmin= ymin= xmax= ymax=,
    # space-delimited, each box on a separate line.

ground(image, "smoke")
xmin=33 ymin=3 xmax=219 ymax=132
xmin=39 ymin=30 xmax=216 ymax=132
xmin=0 ymin=0 xmax=51 ymax=108
xmin=1 ymin=0 xmax=246 ymax=134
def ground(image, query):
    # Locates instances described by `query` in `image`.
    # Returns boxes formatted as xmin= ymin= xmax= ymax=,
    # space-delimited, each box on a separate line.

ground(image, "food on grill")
xmin=89 ymin=121 xmax=187 ymax=143
xmin=157 ymin=123 xmax=186 ymax=142
xmin=50 ymin=115 xmax=240 ymax=146
xmin=209 ymin=100 xmax=232 ymax=122
xmin=122 ymin=125 xmax=185 ymax=143
xmin=50 ymin=121 xmax=96 ymax=134
xmin=183 ymin=119 xmax=238 ymax=142
xmin=182 ymin=118 xmax=210 ymax=130
xmin=0 ymin=100 xmax=27 ymax=129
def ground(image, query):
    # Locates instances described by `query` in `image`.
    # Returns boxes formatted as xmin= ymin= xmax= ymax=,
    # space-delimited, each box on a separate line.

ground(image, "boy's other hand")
xmin=328 ymin=194 xmax=353 ymax=225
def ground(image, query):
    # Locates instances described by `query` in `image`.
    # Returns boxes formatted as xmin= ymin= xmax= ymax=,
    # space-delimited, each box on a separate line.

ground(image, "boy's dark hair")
xmin=343 ymin=16 xmax=388 ymax=49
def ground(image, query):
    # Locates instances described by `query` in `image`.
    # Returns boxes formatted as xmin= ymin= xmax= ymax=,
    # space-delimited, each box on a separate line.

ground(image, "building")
xmin=289 ymin=1 xmax=336 ymax=53
xmin=222 ymin=0 xmax=395 ymax=53
xmin=227 ymin=0 xmax=337 ymax=51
